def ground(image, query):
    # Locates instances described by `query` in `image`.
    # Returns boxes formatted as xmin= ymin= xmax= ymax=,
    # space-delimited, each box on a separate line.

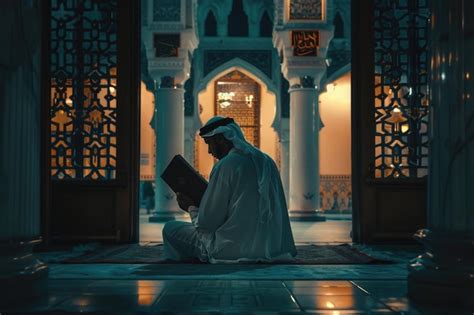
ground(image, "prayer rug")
xmin=48 ymin=244 xmax=391 ymax=264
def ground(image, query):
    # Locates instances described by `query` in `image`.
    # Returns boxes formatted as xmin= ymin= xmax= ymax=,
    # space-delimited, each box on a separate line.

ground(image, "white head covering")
xmin=200 ymin=116 xmax=273 ymax=223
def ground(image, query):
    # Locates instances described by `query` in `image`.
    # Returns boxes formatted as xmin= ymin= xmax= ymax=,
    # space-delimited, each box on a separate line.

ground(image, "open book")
xmin=160 ymin=155 xmax=208 ymax=206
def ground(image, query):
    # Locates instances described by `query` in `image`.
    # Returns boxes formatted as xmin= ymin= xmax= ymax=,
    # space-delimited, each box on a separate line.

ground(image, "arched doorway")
xmin=215 ymin=70 xmax=261 ymax=147
xmin=195 ymin=68 xmax=278 ymax=179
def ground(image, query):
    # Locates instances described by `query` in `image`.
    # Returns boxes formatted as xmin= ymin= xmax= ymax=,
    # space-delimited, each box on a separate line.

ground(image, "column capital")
xmin=155 ymin=76 xmax=185 ymax=89
xmin=273 ymin=26 xmax=334 ymax=86
xmin=288 ymin=75 xmax=320 ymax=91
xmin=142 ymin=7 xmax=199 ymax=86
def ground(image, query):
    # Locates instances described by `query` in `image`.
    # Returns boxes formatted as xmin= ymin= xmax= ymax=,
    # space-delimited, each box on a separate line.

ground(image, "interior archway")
xmin=196 ymin=67 xmax=277 ymax=179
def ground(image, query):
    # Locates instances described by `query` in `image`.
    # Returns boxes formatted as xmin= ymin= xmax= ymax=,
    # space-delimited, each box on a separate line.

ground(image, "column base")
xmin=408 ymin=229 xmax=474 ymax=308
xmin=289 ymin=210 xmax=326 ymax=222
xmin=148 ymin=210 xmax=187 ymax=222
xmin=0 ymin=239 xmax=48 ymax=281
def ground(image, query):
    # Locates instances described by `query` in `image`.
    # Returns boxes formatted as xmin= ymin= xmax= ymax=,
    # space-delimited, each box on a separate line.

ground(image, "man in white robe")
xmin=162 ymin=116 xmax=297 ymax=263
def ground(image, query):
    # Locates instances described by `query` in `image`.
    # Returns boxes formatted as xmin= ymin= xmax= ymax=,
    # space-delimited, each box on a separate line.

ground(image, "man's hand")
xmin=176 ymin=192 xmax=196 ymax=212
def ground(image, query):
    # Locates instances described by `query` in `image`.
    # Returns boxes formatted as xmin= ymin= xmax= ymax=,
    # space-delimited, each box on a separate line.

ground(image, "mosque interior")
xmin=0 ymin=0 xmax=473 ymax=313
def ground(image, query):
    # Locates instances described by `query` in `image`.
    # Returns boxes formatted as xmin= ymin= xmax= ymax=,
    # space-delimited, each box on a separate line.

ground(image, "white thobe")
xmin=187 ymin=148 xmax=297 ymax=263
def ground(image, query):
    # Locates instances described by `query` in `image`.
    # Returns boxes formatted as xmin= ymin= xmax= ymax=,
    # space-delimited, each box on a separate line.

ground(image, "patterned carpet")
xmin=44 ymin=244 xmax=390 ymax=265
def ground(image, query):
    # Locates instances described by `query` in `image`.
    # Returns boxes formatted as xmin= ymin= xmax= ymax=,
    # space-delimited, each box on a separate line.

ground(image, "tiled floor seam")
xmin=282 ymin=281 xmax=304 ymax=311
xmin=350 ymin=280 xmax=401 ymax=313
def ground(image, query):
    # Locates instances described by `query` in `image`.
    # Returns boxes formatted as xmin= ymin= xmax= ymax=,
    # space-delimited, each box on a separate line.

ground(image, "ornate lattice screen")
xmin=50 ymin=0 xmax=118 ymax=180
xmin=215 ymin=71 xmax=260 ymax=147
xmin=373 ymin=0 xmax=430 ymax=178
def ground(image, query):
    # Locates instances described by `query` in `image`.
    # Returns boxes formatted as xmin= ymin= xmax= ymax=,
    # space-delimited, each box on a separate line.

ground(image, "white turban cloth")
xmin=200 ymin=116 xmax=274 ymax=223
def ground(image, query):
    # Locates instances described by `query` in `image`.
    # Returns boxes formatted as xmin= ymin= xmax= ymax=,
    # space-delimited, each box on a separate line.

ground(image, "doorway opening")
xmin=138 ymin=1 xmax=353 ymax=244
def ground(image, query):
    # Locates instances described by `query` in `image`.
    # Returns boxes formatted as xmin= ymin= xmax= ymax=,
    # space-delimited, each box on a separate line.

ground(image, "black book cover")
xmin=160 ymin=155 xmax=208 ymax=206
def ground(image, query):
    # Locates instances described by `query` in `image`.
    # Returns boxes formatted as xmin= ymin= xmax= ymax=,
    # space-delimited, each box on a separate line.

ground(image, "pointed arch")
xmin=260 ymin=10 xmax=273 ymax=37
xmin=334 ymin=11 xmax=344 ymax=38
xmin=196 ymin=58 xmax=280 ymax=129
xmin=228 ymin=0 xmax=248 ymax=36
xmin=204 ymin=10 xmax=217 ymax=36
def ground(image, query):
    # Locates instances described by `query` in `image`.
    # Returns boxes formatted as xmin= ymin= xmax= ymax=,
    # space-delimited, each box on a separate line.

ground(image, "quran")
xmin=160 ymin=155 xmax=208 ymax=206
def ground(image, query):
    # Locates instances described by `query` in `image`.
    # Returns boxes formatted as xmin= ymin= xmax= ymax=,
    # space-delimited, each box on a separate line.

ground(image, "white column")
xmin=288 ymin=79 xmax=324 ymax=221
xmin=149 ymin=79 xmax=185 ymax=222
xmin=0 ymin=2 xmax=47 ymax=280
xmin=408 ymin=0 xmax=474 ymax=307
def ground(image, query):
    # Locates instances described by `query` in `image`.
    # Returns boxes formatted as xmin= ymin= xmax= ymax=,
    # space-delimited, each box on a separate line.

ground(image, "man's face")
xmin=204 ymin=135 xmax=226 ymax=160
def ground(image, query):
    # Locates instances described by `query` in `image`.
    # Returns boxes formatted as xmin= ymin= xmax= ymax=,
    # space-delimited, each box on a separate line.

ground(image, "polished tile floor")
xmin=2 ymin=218 xmax=469 ymax=313
xmin=1 ymin=278 xmax=469 ymax=313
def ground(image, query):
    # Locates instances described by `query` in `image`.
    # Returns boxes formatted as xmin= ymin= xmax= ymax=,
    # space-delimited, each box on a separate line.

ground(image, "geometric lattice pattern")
xmin=215 ymin=71 xmax=260 ymax=148
xmin=374 ymin=0 xmax=430 ymax=178
xmin=153 ymin=0 xmax=181 ymax=22
xmin=289 ymin=0 xmax=323 ymax=21
xmin=51 ymin=0 xmax=118 ymax=180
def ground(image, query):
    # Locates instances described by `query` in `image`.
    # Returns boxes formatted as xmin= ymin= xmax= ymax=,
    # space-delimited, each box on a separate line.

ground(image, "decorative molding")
xmin=320 ymin=174 xmax=351 ymax=211
xmin=301 ymin=75 xmax=314 ymax=87
xmin=153 ymin=34 xmax=180 ymax=57
xmin=203 ymin=50 xmax=273 ymax=79
xmin=146 ymin=23 xmax=184 ymax=32
xmin=153 ymin=0 xmax=181 ymax=22
xmin=286 ymin=58 xmax=326 ymax=67
xmin=140 ymin=174 xmax=155 ymax=180
xmin=159 ymin=76 xmax=175 ymax=88
xmin=288 ymin=0 xmax=323 ymax=21
xmin=289 ymin=76 xmax=315 ymax=90
xmin=148 ymin=59 xmax=185 ymax=69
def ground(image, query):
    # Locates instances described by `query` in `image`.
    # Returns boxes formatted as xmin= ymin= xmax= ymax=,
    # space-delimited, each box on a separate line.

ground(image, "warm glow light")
xmin=75 ymin=297 xmax=91 ymax=307
xmin=441 ymin=72 xmax=446 ymax=80
xmin=138 ymin=295 xmax=155 ymax=306
xmin=393 ymin=107 xmax=401 ymax=113
xmin=218 ymin=91 xmax=235 ymax=108
xmin=326 ymin=83 xmax=336 ymax=93
xmin=401 ymin=124 xmax=409 ymax=133
xmin=219 ymin=101 xmax=231 ymax=108
xmin=466 ymin=72 xmax=470 ymax=80
xmin=137 ymin=283 xmax=159 ymax=306
xmin=109 ymin=86 xmax=116 ymax=94
xmin=326 ymin=301 xmax=335 ymax=308
xmin=245 ymin=94 xmax=254 ymax=107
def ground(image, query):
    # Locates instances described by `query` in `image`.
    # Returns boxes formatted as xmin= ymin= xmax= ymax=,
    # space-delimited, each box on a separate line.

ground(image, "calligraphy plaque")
xmin=291 ymin=30 xmax=319 ymax=56
xmin=153 ymin=34 xmax=180 ymax=57
xmin=289 ymin=0 xmax=323 ymax=21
